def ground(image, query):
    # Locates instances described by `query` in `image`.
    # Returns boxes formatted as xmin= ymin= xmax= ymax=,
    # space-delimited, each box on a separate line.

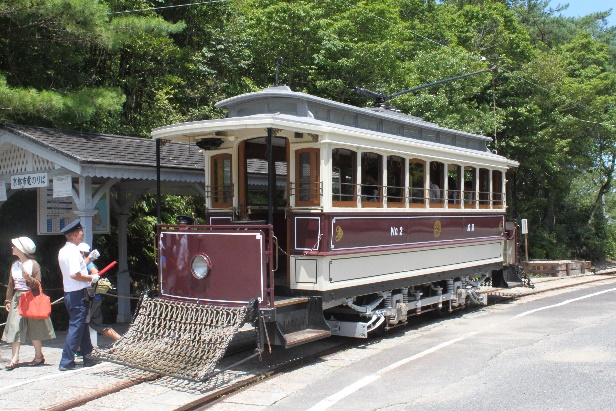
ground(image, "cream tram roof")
xmin=152 ymin=86 xmax=518 ymax=169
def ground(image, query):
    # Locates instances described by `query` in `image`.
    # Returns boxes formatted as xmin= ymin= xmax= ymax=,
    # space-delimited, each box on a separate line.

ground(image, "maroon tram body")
xmin=158 ymin=224 xmax=274 ymax=307
xmin=151 ymin=86 xmax=521 ymax=347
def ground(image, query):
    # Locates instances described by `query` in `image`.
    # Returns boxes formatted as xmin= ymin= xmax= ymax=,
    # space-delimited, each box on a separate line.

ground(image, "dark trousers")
xmin=60 ymin=289 xmax=92 ymax=367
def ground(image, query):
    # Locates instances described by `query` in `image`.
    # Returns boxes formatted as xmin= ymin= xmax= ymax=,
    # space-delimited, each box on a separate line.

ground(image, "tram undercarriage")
xmin=324 ymin=275 xmax=489 ymax=338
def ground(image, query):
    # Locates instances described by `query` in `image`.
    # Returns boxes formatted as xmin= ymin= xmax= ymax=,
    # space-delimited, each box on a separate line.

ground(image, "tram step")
xmin=266 ymin=296 xmax=332 ymax=348
xmin=493 ymin=266 xmax=525 ymax=288
xmin=284 ymin=329 xmax=332 ymax=347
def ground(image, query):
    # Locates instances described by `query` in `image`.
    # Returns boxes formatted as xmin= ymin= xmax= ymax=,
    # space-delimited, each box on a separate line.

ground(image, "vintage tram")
xmin=95 ymin=85 xmax=521 ymax=381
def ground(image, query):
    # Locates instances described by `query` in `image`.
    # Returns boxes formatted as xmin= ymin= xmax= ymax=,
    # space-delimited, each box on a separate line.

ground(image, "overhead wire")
xmin=335 ymin=0 xmax=616 ymax=131
xmin=108 ymin=0 xmax=228 ymax=15
xmin=337 ymin=0 xmax=486 ymax=64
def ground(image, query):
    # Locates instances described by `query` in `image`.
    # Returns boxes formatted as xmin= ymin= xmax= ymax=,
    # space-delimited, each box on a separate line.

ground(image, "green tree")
xmin=0 ymin=0 xmax=184 ymax=132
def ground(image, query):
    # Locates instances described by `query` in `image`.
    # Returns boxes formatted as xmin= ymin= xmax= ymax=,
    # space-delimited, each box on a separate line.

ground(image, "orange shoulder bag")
xmin=18 ymin=279 xmax=51 ymax=320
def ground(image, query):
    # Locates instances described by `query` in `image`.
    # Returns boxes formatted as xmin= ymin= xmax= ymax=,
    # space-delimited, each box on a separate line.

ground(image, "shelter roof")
xmin=0 ymin=124 xmax=204 ymax=182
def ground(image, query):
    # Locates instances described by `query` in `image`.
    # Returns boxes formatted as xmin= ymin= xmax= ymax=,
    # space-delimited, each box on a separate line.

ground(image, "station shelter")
xmin=0 ymin=124 xmax=204 ymax=322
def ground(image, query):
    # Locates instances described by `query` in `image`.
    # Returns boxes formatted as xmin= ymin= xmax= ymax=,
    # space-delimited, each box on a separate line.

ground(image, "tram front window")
xmin=243 ymin=138 xmax=288 ymax=209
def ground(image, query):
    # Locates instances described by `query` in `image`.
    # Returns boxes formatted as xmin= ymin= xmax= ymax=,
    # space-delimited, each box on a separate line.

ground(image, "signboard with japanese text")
xmin=37 ymin=186 xmax=110 ymax=235
xmin=11 ymin=173 xmax=48 ymax=189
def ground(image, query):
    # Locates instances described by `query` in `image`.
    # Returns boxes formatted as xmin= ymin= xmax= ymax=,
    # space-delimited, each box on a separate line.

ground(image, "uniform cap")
xmin=60 ymin=219 xmax=82 ymax=235
xmin=77 ymin=242 xmax=91 ymax=253
xmin=12 ymin=237 xmax=36 ymax=256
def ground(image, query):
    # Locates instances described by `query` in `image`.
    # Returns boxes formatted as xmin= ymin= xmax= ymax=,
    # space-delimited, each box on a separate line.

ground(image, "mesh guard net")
xmin=91 ymin=295 xmax=248 ymax=381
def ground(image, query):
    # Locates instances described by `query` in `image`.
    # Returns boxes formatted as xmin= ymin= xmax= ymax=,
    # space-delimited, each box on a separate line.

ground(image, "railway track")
xmin=45 ymin=271 xmax=616 ymax=411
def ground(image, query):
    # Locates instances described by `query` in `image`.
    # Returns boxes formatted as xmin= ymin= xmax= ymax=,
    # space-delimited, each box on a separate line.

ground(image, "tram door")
xmin=238 ymin=137 xmax=289 ymax=287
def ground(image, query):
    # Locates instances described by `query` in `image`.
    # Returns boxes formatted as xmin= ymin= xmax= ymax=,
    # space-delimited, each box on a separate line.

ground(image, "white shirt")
xmin=11 ymin=260 xmax=33 ymax=291
xmin=58 ymin=242 xmax=89 ymax=292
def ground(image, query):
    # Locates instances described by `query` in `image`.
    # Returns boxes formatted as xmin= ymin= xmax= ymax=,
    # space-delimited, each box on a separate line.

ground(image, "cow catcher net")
xmin=91 ymin=294 xmax=256 ymax=381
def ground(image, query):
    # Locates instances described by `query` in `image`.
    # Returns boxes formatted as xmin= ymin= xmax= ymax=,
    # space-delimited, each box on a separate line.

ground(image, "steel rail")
xmin=176 ymin=272 xmax=616 ymax=410
xmin=42 ymin=270 xmax=616 ymax=411
xmin=44 ymin=373 xmax=162 ymax=411
xmin=176 ymin=342 xmax=355 ymax=411
xmin=492 ymin=277 xmax=616 ymax=298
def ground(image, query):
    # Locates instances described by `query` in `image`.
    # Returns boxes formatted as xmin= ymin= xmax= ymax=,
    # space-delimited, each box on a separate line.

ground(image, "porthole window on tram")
xmin=361 ymin=152 xmax=382 ymax=206
xmin=493 ymin=170 xmax=503 ymax=208
xmin=479 ymin=168 xmax=490 ymax=208
xmin=447 ymin=164 xmax=461 ymax=207
xmin=429 ymin=161 xmax=445 ymax=207
xmin=211 ymin=154 xmax=232 ymax=208
xmin=409 ymin=160 xmax=426 ymax=206
xmin=387 ymin=155 xmax=405 ymax=206
xmin=464 ymin=166 xmax=477 ymax=207
xmin=295 ymin=148 xmax=320 ymax=207
xmin=332 ymin=148 xmax=357 ymax=206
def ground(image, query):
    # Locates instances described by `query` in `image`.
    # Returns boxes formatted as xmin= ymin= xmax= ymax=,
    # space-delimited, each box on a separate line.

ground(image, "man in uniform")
xmin=57 ymin=219 xmax=99 ymax=371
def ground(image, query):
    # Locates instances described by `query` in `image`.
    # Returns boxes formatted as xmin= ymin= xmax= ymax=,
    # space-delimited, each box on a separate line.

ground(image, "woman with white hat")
xmin=2 ymin=237 xmax=56 ymax=370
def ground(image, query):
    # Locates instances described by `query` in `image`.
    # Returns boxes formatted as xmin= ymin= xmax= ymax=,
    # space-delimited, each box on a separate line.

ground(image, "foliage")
xmin=0 ymin=0 xmax=185 ymax=133
xmin=1 ymin=0 xmax=616 ymax=296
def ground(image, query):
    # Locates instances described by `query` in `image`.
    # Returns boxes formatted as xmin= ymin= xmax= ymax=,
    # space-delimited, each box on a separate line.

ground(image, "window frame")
xmin=332 ymin=148 xmax=358 ymax=207
xmin=408 ymin=159 xmax=426 ymax=208
xmin=429 ymin=161 xmax=445 ymax=208
xmin=361 ymin=152 xmax=383 ymax=208
xmin=492 ymin=169 xmax=504 ymax=209
xmin=295 ymin=148 xmax=321 ymax=207
xmin=210 ymin=153 xmax=233 ymax=208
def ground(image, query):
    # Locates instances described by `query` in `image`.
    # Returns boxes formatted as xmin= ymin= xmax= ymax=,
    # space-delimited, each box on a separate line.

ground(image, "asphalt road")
xmin=214 ymin=280 xmax=616 ymax=411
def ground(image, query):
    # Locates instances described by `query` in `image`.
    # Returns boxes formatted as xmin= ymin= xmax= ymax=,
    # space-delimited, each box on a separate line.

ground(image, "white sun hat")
xmin=12 ymin=237 xmax=36 ymax=256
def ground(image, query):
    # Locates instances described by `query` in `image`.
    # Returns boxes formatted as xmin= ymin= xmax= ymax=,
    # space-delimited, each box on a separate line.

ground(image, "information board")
xmin=37 ymin=186 xmax=110 ymax=235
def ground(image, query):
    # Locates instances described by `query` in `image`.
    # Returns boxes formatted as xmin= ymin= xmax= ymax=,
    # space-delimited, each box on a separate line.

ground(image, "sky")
xmin=551 ymin=1 xmax=615 ymax=27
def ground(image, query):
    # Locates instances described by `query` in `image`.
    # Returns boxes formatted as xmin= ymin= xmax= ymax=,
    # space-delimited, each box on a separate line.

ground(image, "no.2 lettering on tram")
xmin=93 ymin=86 xmax=522 ymax=382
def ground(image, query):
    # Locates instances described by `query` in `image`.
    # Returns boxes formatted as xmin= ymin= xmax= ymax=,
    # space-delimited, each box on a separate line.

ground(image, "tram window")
xmin=387 ymin=155 xmax=405 ymax=206
xmin=493 ymin=170 xmax=504 ymax=208
xmin=409 ymin=160 xmax=426 ymax=206
xmin=447 ymin=164 xmax=461 ymax=207
xmin=464 ymin=166 xmax=476 ymax=207
xmin=243 ymin=137 xmax=288 ymax=209
xmin=479 ymin=168 xmax=490 ymax=208
xmin=211 ymin=154 xmax=233 ymax=208
xmin=429 ymin=161 xmax=445 ymax=207
xmin=332 ymin=148 xmax=357 ymax=206
xmin=295 ymin=148 xmax=320 ymax=207
xmin=361 ymin=152 xmax=382 ymax=206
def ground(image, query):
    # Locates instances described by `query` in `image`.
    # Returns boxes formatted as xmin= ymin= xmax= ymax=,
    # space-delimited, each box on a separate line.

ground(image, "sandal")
xmin=28 ymin=356 xmax=45 ymax=366
xmin=5 ymin=362 xmax=19 ymax=371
